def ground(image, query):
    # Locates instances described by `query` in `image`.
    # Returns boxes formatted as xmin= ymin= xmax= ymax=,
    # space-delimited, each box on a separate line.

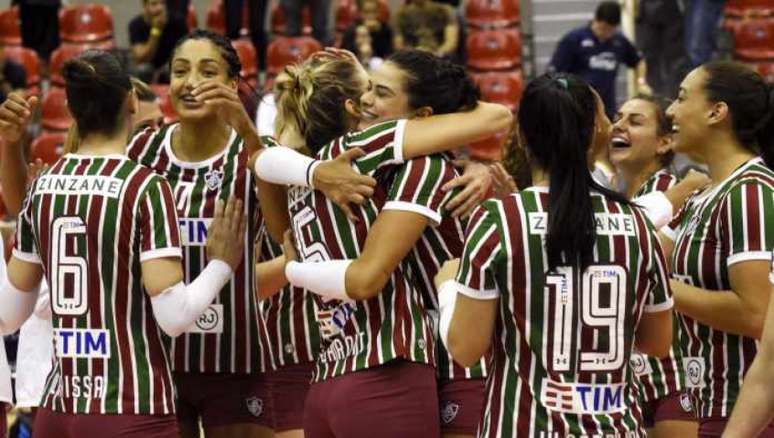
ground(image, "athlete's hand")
xmin=313 ymin=148 xmax=377 ymax=222
xmin=489 ymin=162 xmax=517 ymax=198
xmin=206 ymin=197 xmax=247 ymax=271
xmin=434 ymin=258 xmax=460 ymax=288
xmin=282 ymin=229 xmax=298 ymax=265
xmin=0 ymin=92 xmax=37 ymax=145
xmin=443 ymin=159 xmax=494 ymax=218
xmin=681 ymin=169 xmax=711 ymax=193
xmin=26 ymin=158 xmax=47 ymax=186
xmin=191 ymin=80 xmax=259 ymax=144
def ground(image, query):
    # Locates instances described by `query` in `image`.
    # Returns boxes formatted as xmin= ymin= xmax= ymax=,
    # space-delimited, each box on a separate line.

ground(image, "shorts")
xmin=304 ymin=360 xmax=440 ymax=438
xmin=699 ymin=417 xmax=774 ymax=437
xmin=642 ymin=391 xmax=696 ymax=428
xmin=33 ymin=407 xmax=178 ymax=438
xmin=0 ymin=402 xmax=6 ymax=438
xmin=175 ymin=372 xmax=273 ymax=430
xmin=438 ymin=378 xmax=486 ymax=435
xmin=267 ymin=362 xmax=314 ymax=432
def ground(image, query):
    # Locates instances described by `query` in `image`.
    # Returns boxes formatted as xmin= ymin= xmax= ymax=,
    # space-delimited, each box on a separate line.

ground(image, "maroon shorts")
xmin=699 ymin=418 xmax=774 ymax=437
xmin=174 ymin=372 xmax=273 ymax=430
xmin=0 ymin=402 xmax=6 ymax=438
xmin=33 ymin=407 xmax=178 ymax=438
xmin=642 ymin=391 xmax=696 ymax=428
xmin=304 ymin=360 xmax=440 ymax=438
xmin=267 ymin=362 xmax=314 ymax=432
xmin=438 ymin=378 xmax=486 ymax=435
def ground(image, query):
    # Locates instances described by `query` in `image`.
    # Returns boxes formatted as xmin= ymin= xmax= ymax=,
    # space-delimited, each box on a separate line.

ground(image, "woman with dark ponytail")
xmin=434 ymin=72 xmax=675 ymax=437
xmin=659 ymin=61 xmax=774 ymax=437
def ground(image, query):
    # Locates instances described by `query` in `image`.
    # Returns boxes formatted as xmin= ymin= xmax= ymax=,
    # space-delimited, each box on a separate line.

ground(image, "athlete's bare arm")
xmin=445 ymin=293 xmax=498 ymax=368
xmin=723 ymin=282 xmax=774 ymax=438
xmin=634 ymin=310 xmax=672 ymax=357
xmin=0 ymin=92 xmax=38 ymax=215
xmin=672 ymin=260 xmax=770 ymax=339
xmin=255 ymin=255 xmax=288 ymax=300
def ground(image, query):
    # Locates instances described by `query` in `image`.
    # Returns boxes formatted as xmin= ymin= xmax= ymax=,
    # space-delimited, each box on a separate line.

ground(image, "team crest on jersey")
xmin=679 ymin=393 xmax=694 ymax=413
xmin=629 ymin=353 xmax=652 ymax=376
xmin=245 ymin=397 xmax=264 ymax=418
xmin=682 ymin=357 xmax=706 ymax=389
xmin=440 ymin=401 xmax=460 ymax=424
xmin=204 ymin=169 xmax=223 ymax=191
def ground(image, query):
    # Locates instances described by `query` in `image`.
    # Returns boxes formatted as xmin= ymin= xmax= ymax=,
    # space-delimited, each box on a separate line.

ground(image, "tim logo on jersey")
xmin=55 ymin=328 xmax=110 ymax=358
xmin=541 ymin=379 xmax=625 ymax=415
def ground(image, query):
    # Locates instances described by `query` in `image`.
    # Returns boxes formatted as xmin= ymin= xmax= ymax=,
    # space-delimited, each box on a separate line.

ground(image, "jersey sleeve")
xmin=721 ymin=180 xmax=774 ymax=266
xmin=13 ymin=179 xmax=41 ymax=264
xmin=643 ymin=221 xmax=674 ymax=313
xmin=383 ymin=154 xmax=457 ymax=226
xmin=126 ymin=126 xmax=157 ymax=163
xmin=340 ymin=119 xmax=407 ymax=174
xmin=454 ymin=201 xmax=503 ymax=300
xmin=138 ymin=176 xmax=182 ymax=262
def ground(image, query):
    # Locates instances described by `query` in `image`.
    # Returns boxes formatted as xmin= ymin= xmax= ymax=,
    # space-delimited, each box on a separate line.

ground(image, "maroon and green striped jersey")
xmin=128 ymin=124 xmax=266 ymax=374
xmin=288 ymin=119 xmax=440 ymax=382
xmin=455 ymin=187 xmax=673 ymax=437
xmin=630 ymin=169 xmax=685 ymax=404
xmin=666 ymin=157 xmax=774 ymax=418
xmin=256 ymin=136 xmax=321 ymax=369
xmin=396 ymin=156 xmax=488 ymax=381
xmin=14 ymin=154 xmax=181 ymax=415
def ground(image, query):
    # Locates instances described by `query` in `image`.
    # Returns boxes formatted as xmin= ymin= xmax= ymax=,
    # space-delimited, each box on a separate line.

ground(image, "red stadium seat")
xmin=466 ymin=28 xmax=522 ymax=71
xmin=465 ymin=0 xmax=520 ymax=28
xmin=731 ymin=17 xmax=774 ymax=60
xmin=232 ymin=39 xmax=258 ymax=85
xmin=3 ymin=46 xmax=41 ymax=96
xmin=271 ymin=3 xmax=312 ymax=36
xmin=187 ymin=3 xmax=198 ymax=30
xmin=206 ymin=0 xmax=249 ymax=36
xmin=469 ymin=132 xmax=507 ymax=161
xmin=472 ymin=70 xmax=523 ymax=111
xmin=266 ymin=36 xmax=322 ymax=76
xmin=725 ymin=0 xmax=773 ymax=18
xmin=49 ymin=44 xmax=92 ymax=87
xmin=159 ymin=90 xmax=178 ymax=124
xmin=59 ymin=4 xmax=114 ymax=44
xmin=0 ymin=7 xmax=22 ymax=46
xmin=30 ymin=131 xmax=67 ymax=165
xmin=41 ymin=88 xmax=72 ymax=132
xmin=335 ymin=0 xmax=391 ymax=31
xmin=749 ymin=61 xmax=774 ymax=83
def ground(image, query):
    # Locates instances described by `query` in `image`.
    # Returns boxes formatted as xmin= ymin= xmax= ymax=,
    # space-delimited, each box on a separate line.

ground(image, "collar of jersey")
xmin=64 ymin=153 xmax=127 ymax=161
xmin=694 ymin=156 xmax=762 ymax=203
xmin=162 ymin=123 xmax=237 ymax=170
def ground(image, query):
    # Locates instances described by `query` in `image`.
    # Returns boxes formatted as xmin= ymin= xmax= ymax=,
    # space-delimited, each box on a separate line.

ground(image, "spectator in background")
xmin=548 ymin=1 xmax=650 ymax=117
xmin=0 ymin=44 xmax=27 ymax=104
xmin=225 ymin=0 xmax=268 ymax=71
xmin=636 ymin=0 xmax=687 ymax=98
xmin=129 ymin=0 xmax=189 ymax=83
xmin=393 ymin=0 xmax=460 ymax=63
xmin=342 ymin=0 xmax=393 ymax=69
xmin=14 ymin=0 xmax=60 ymax=60
xmin=166 ymin=0 xmax=190 ymax=18
xmin=684 ymin=0 xmax=726 ymax=68
xmin=280 ymin=0 xmax=333 ymax=46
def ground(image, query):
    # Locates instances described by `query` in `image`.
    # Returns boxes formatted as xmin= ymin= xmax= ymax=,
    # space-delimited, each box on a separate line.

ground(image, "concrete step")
xmin=531 ymin=0 xmax=600 ymax=16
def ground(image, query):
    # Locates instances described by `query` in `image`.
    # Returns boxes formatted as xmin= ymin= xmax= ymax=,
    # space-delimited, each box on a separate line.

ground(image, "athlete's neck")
xmin=277 ymin=125 xmax=310 ymax=155
xmin=173 ymin=118 xmax=232 ymax=162
xmin=531 ymin=166 xmax=549 ymax=187
xmin=618 ymin=160 xmax=662 ymax=199
xmin=75 ymin=126 xmax=130 ymax=157
xmin=702 ymin=132 xmax=756 ymax=184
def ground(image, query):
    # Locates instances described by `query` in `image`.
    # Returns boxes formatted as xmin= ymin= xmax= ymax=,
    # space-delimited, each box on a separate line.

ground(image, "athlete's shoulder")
xmin=126 ymin=124 xmax=173 ymax=163
xmin=733 ymin=158 xmax=774 ymax=187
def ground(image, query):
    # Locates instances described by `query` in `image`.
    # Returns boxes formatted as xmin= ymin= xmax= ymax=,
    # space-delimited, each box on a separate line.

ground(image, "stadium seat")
xmin=187 ymin=3 xmax=198 ymax=30
xmin=730 ymin=17 xmax=774 ymax=60
xmin=59 ymin=4 xmax=114 ymax=44
xmin=465 ymin=0 xmax=520 ymax=28
xmin=266 ymin=36 xmax=322 ymax=76
xmin=750 ymin=61 xmax=774 ymax=83
xmin=49 ymin=44 xmax=92 ymax=87
xmin=335 ymin=0 xmax=390 ymax=31
xmin=469 ymin=132 xmax=508 ymax=161
xmin=725 ymin=0 xmax=773 ymax=18
xmin=3 ymin=46 xmax=41 ymax=96
xmin=41 ymin=88 xmax=72 ymax=132
xmin=0 ymin=7 xmax=22 ymax=46
xmin=232 ymin=39 xmax=258 ymax=86
xmin=206 ymin=0 xmax=249 ymax=36
xmin=472 ymin=70 xmax=523 ymax=111
xmin=466 ymin=28 xmax=522 ymax=71
xmin=30 ymin=131 xmax=66 ymax=165
xmin=158 ymin=89 xmax=178 ymax=124
xmin=271 ymin=3 xmax=312 ymax=36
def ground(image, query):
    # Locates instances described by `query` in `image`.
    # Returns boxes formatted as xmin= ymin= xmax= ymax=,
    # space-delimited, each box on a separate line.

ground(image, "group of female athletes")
xmin=0 ymin=28 xmax=771 ymax=438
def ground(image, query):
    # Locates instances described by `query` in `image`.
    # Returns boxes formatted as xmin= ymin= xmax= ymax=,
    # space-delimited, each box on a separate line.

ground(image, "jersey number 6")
xmin=51 ymin=216 xmax=89 ymax=316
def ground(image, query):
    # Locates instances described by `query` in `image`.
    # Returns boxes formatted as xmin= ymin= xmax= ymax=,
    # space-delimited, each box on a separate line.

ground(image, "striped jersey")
xmin=288 ymin=119 xmax=440 ymax=382
xmin=666 ymin=157 xmax=774 ymax=418
xmin=455 ymin=187 xmax=673 ymax=437
xmin=398 ymin=157 xmax=488 ymax=381
xmin=630 ymin=169 xmax=686 ymax=403
xmin=128 ymin=124 xmax=265 ymax=374
xmin=14 ymin=154 xmax=181 ymax=415
xmin=256 ymin=136 xmax=320 ymax=368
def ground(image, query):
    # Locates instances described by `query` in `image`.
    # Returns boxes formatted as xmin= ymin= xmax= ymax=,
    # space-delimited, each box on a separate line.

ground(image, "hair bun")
xmin=61 ymin=58 xmax=97 ymax=87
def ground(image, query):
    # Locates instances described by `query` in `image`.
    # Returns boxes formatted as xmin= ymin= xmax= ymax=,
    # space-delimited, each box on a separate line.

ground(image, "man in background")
xmin=129 ymin=0 xmax=188 ymax=83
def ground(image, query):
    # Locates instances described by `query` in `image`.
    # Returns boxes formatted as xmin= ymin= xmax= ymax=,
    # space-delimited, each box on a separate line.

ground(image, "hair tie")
xmin=556 ymin=78 xmax=568 ymax=89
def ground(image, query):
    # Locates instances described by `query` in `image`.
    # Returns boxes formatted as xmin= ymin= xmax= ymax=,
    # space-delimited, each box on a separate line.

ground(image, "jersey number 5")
xmin=291 ymin=205 xmax=331 ymax=262
xmin=51 ymin=216 xmax=89 ymax=316
xmin=546 ymin=265 xmax=627 ymax=373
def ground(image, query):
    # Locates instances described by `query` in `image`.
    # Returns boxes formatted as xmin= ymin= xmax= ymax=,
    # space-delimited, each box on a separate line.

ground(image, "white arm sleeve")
xmin=438 ymin=280 xmax=458 ymax=349
xmin=150 ymin=260 xmax=233 ymax=337
xmin=634 ymin=191 xmax=674 ymax=229
xmin=253 ymin=146 xmax=319 ymax=188
xmin=285 ymin=260 xmax=354 ymax=302
xmin=0 ymin=280 xmax=40 ymax=335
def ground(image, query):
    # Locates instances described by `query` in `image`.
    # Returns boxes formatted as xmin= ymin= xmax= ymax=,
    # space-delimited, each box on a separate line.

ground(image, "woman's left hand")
xmin=443 ymin=159 xmax=494 ymax=218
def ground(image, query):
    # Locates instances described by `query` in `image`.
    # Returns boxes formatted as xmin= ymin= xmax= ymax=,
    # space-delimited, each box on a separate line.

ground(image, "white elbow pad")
xmin=254 ymin=146 xmax=319 ymax=188
xmin=285 ymin=260 xmax=354 ymax=302
xmin=150 ymin=260 xmax=233 ymax=337
xmin=438 ymin=280 xmax=458 ymax=349
xmin=0 ymin=279 xmax=40 ymax=335
xmin=635 ymin=191 xmax=673 ymax=229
